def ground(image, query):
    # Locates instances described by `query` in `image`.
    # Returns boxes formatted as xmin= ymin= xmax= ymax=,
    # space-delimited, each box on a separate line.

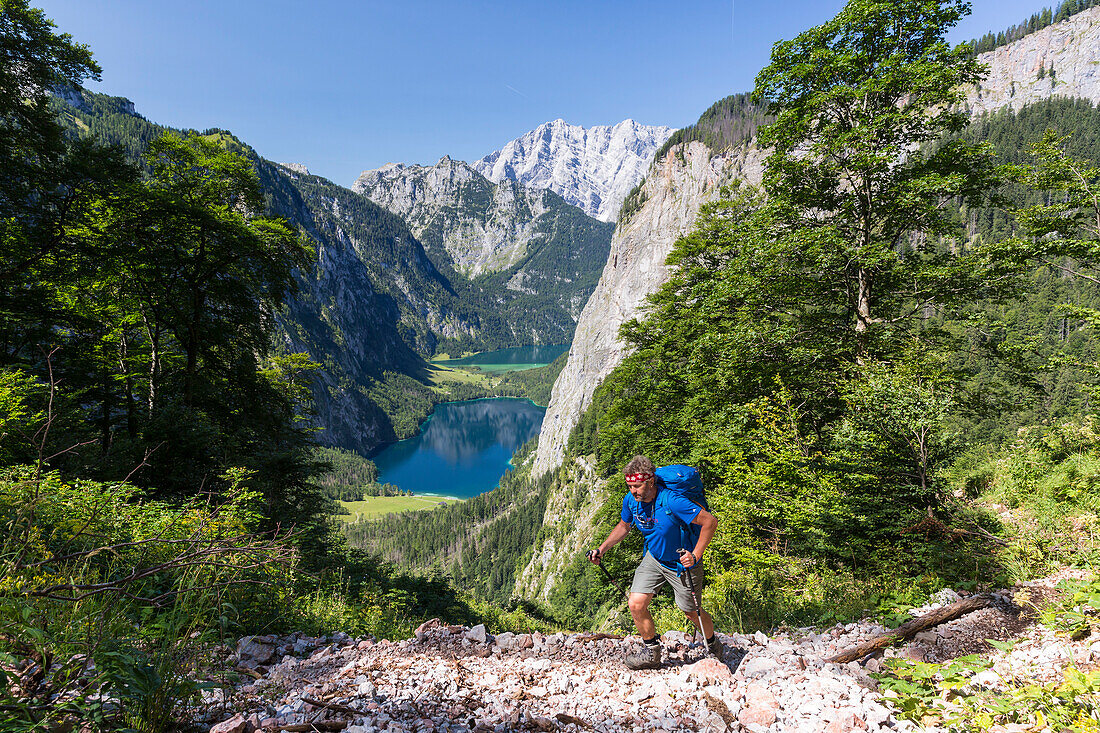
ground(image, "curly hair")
xmin=623 ymin=455 xmax=655 ymax=477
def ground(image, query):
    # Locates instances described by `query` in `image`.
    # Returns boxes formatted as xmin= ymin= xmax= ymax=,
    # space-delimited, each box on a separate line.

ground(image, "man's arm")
xmin=680 ymin=508 xmax=717 ymax=568
xmin=588 ymin=520 xmax=631 ymax=563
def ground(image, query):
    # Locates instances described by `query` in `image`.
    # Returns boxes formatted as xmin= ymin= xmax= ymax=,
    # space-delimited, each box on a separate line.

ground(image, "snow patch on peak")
xmin=472 ymin=119 xmax=674 ymax=222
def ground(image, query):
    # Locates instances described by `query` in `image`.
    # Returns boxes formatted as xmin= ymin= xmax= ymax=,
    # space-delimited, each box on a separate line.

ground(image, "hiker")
xmin=587 ymin=455 xmax=720 ymax=670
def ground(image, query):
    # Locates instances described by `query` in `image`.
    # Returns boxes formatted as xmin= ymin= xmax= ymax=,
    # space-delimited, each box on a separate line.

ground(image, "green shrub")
xmin=878 ymin=652 xmax=1100 ymax=731
xmin=944 ymin=420 xmax=1100 ymax=578
xmin=0 ymin=466 xmax=294 ymax=732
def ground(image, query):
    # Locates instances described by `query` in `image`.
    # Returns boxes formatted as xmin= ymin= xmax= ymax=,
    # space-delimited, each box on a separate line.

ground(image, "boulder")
xmin=739 ymin=704 xmax=777 ymax=728
xmin=684 ymin=657 xmax=734 ymax=685
xmin=237 ymin=636 xmax=277 ymax=666
xmin=415 ymin=618 xmax=441 ymax=641
xmin=208 ymin=713 xmax=250 ymax=733
xmin=739 ymin=655 xmax=779 ymax=677
xmin=825 ymin=712 xmax=868 ymax=732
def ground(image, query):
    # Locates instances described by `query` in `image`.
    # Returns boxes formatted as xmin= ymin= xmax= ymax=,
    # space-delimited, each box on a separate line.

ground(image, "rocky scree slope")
xmin=473 ymin=119 xmax=674 ymax=223
xmin=195 ymin=571 xmax=1096 ymax=733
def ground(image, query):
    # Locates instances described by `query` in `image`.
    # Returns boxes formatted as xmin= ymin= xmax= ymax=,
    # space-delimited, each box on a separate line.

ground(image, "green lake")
xmin=434 ymin=343 xmax=570 ymax=374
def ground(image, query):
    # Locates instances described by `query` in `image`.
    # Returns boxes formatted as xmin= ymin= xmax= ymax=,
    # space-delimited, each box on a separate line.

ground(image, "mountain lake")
xmin=432 ymin=343 xmax=570 ymax=374
xmin=370 ymin=397 xmax=545 ymax=499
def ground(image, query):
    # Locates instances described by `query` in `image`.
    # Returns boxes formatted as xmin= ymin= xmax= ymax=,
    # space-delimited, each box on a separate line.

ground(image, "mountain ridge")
xmin=472 ymin=118 xmax=674 ymax=223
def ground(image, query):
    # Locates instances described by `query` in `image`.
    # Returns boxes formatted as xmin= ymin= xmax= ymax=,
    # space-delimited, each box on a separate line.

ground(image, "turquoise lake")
xmin=370 ymin=398 xmax=545 ymax=499
xmin=434 ymin=343 xmax=570 ymax=374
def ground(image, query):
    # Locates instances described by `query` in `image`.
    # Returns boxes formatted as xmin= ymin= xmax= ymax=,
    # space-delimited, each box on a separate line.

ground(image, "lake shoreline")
xmin=429 ymin=343 xmax=570 ymax=374
xmin=368 ymin=398 xmax=545 ymax=500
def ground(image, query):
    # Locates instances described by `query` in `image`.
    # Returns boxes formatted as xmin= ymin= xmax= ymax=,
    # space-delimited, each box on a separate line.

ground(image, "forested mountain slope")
xmin=518 ymin=1 xmax=1100 ymax=624
xmin=533 ymin=2 xmax=1100 ymax=478
xmin=57 ymin=89 xmax=485 ymax=451
xmin=531 ymin=104 xmax=770 ymax=476
xmin=57 ymin=89 xmax=602 ymax=452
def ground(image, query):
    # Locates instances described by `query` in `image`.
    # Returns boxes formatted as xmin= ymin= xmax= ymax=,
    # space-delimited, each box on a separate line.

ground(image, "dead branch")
xmin=827 ymin=593 xmax=996 ymax=664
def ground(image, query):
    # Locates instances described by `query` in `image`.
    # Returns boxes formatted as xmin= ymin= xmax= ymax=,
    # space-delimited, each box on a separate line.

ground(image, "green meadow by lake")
xmin=337 ymin=495 xmax=463 ymax=522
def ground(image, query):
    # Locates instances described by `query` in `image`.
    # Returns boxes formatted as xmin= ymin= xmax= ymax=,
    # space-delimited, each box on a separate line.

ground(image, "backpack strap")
xmin=658 ymin=489 xmax=702 ymax=552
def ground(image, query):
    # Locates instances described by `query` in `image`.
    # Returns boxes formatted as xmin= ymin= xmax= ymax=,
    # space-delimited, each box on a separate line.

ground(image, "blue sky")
xmin=38 ymin=0 xmax=1051 ymax=186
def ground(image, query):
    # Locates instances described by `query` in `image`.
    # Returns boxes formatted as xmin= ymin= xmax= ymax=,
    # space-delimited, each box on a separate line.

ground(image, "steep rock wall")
xmin=532 ymin=5 xmax=1100 ymax=481
xmin=473 ymin=119 xmax=674 ymax=223
xmin=965 ymin=6 xmax=1100 ymax=114
xmin=531 ymin=141 xmax=765 ymax=476
xmin=353 ymin=157 xmax=555 ymax=277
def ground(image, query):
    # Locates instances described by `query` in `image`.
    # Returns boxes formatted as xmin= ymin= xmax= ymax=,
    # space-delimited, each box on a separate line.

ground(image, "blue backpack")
xmin=654 ymin=465 xmax=708 ymax=548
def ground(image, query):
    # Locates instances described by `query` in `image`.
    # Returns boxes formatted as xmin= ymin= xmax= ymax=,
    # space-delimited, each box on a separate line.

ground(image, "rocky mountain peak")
xmin=277 ymin=162 xmax=310 ymax=176
xmin=472 ymin=118 xmax=674 ymax=222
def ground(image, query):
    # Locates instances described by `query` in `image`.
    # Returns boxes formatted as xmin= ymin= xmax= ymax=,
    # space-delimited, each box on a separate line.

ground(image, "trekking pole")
xmin=586 ymin=550 xmax=628 ymax=598
xmin=679 ymin=548 xmax=711 ymax=656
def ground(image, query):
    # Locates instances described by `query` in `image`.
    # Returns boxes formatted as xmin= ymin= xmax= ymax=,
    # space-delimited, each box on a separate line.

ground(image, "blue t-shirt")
xmin=621 ymin=486 xmax=702 ymax=571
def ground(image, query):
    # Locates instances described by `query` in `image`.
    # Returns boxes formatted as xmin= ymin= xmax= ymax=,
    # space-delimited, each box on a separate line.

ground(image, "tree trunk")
xmin=119 ymin=333 xmax=137 ymax=439
xmin=855 ymin=267 xmax=872 ymax=361
xmin=827 ymin=593 xmax=996 ymax=664
xmin=142 ymin=314 xmax=159 ymax=415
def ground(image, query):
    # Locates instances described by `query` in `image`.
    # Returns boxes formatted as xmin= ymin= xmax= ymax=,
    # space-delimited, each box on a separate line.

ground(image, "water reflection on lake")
xmin=370 ymin=398 xmax=545 ymax=499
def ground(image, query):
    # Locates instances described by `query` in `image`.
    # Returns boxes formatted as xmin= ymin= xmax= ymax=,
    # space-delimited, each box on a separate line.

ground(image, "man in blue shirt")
xmin=587 ymin=455 xmax=720 ymax=669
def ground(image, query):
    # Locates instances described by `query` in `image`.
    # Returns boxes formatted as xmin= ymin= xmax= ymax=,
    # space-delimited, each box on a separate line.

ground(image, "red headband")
xmin=625 ymin=472 xmax=653 ymax=483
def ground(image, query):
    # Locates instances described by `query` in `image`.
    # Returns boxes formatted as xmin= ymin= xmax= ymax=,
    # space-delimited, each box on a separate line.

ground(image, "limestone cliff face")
xmin=531 ymin=141 xmax=765 ymax=477
xmin=353 ymin=157 xmax=556 ymax=277
xmin=517 ymin=143 xmax=763 ymax=606
xmin=965 ymin=6 xmax=1100 ymax=115
xmin=352 ymin=156 xmax=615 ymax=344
xmin=531 ymin=5 xmax=1100 ymax=481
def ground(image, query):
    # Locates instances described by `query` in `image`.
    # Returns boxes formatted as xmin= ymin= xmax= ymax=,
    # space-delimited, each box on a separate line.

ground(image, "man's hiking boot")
xmin=624 ymin=644 xmax=662 ymax=670
xmin=708 ymin=635 xmax=724 ymax=658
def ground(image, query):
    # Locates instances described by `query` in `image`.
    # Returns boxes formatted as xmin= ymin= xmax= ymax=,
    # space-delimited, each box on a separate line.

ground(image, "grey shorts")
xmin=630 ymin=551 xmax=705 ymax=613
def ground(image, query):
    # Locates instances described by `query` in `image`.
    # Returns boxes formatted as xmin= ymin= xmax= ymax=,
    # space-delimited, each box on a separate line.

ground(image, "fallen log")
xmin=827 ymin=593 xmax=996 ymax=664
